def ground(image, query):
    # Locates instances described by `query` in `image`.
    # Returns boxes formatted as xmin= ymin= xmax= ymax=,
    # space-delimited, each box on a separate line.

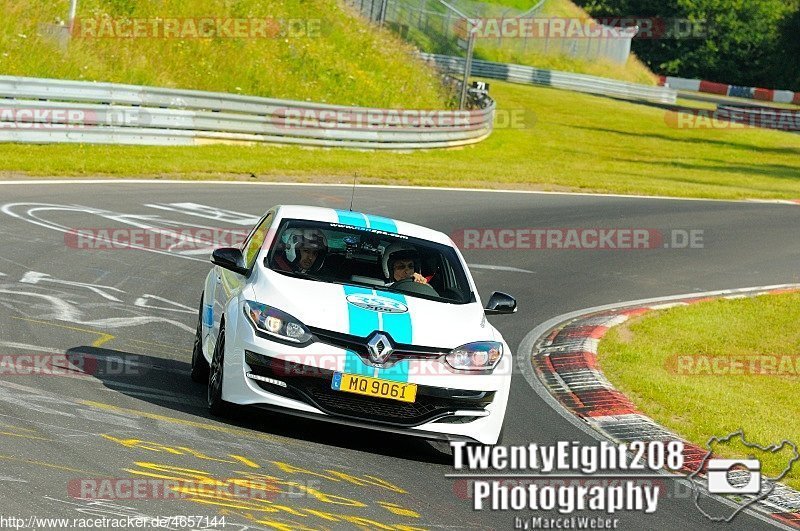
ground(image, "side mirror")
xmin=484 ymin=291 xmax=517 ymax=315
xmin=211 ymin=248 xmax=249 ymax=276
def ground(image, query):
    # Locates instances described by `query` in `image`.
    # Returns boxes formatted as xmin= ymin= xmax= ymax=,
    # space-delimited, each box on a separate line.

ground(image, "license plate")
xmin=331 ymin=372 xmax=417 ymax=403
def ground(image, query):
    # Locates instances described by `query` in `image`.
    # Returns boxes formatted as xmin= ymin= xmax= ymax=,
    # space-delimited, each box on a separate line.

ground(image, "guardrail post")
xmin=68 ymin=0 xmax=78 ymax=32
xmin=459 ymin=28 xmax=476 ymax=109
xmin=379 ymin=0 xmax=389 ymax=25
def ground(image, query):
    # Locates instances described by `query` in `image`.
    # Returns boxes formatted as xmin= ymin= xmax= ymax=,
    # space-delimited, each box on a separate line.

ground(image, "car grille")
xmin=307 ymin=327 xmax=448 ymax=366
xmin=245 ymin=351 xmax=493 ymax=427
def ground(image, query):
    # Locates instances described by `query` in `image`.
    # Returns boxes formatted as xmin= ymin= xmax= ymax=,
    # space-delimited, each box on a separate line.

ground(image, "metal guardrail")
xmin=0 ymin=75 xmax=495 ymax=149
xmin=421 ymin=53 xmax=677 ymax=104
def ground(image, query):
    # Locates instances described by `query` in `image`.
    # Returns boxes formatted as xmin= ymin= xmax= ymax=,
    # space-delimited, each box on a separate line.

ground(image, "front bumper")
xmin=245 ymin=350 xmax=495 ymax=428
xmin=223 ymin=312 xmax=511 ymax=444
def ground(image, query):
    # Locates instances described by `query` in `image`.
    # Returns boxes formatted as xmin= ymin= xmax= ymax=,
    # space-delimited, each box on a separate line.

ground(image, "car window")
xmin=266 ymin=219 xmax=473 ymax=304
xmin=242 ymin=212 xmax=274 ymax=269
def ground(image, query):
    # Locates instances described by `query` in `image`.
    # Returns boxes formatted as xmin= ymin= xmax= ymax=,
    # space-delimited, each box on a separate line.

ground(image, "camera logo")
xmin=706 ymin=459 xmax=761 ymax=495
xmin=688 ymin=429 xmax=799 ymax=523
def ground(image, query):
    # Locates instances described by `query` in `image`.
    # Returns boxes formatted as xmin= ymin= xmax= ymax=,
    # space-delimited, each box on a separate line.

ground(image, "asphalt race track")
xmin=0 ymin=181 xmax=797 ymax=530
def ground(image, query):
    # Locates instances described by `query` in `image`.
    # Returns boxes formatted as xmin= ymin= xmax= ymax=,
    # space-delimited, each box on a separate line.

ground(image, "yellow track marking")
xmin=80 ymin=400 xmax=286 ymax=444
xmin=0 ymin=430 xmax=52 ymax=441
xmin=11 ymin=317 xmax=115 ymax=347
xmin=0 ymin=423 xmax=37 ymax=432
xmin=0 ymin=454 xmax=95 ymax=474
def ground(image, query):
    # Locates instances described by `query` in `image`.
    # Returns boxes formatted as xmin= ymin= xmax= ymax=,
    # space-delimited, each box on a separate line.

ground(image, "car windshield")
xmin=265 ymin=219 xmax=473 ymax=304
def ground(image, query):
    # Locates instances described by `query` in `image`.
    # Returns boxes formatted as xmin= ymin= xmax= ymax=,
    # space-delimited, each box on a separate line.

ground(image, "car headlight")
xmin=446 ymin=341 xmax=503 ymax=371
xmin=243 ymin=300 xmax=312 ymax=344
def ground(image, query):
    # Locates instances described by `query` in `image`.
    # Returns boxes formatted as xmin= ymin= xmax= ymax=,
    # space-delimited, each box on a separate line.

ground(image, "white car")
xmin=191 ymin=205 xmax=516 ymax=445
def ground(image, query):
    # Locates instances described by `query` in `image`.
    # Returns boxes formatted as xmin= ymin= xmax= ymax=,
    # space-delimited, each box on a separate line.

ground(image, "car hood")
xmin=253 ymin=270 xmax=496 ymax=349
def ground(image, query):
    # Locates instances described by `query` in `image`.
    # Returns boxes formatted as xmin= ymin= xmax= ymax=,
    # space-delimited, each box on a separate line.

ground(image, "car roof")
xmin=273 ymin=205 xmax=454 ymax=246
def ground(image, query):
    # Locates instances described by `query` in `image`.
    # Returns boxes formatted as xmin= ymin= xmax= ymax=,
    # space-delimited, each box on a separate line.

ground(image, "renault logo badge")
xmin=367 ymin=333 xmax=394 ymax=364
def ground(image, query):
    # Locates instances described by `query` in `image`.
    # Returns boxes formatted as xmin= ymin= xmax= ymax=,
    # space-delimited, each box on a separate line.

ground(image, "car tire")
xmin=208 ymin=324 xmax=232 ymax=416
xmin=190 ymin=295 xmax=210 ymax=383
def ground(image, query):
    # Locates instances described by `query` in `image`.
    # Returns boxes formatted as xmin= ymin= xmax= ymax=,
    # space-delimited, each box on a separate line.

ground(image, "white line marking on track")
xmin=134 ymin=294 xmax=195 ymax=314
xmin=0 ymin=179 xmax=797 ymax=205
xmin=20 ymin=271 xmax=125 ymax=302
xmin=0 ymin=202 xmax=207 ymax=263
xmin=145 ymin=202 xmax=260 ymax=225
xmin=0 ymin=341 xmax=64 ymax=354
xmin=0 ymin=476 xmax=28 ymax=483
xmin=0 ymin=288 xmax=194 ymax=333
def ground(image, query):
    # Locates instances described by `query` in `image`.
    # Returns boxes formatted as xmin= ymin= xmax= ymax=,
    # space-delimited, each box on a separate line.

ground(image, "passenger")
xmin=274 ymin=228 xmax=328 ymax=274
xmin=381 ymin=243 xmax=428 ymax=285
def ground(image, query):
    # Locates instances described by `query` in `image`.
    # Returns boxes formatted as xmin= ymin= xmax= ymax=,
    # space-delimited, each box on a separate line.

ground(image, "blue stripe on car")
xmin=338 ymin=209 xmax=411 ymax=382
xmin=373 ymin=290 xmax=411 ymax=382
xmin=342 ymin=285 xmax=377 ymax=377
xmin=335 ymin=210 xmax=367 ymax=228
xmin=364 ymin=214 xmax=397 ymax=234
xmin=202 ymin=304 xmax=213 ymax=327
xmin=335 ymin=210 xmax=397 ymax=234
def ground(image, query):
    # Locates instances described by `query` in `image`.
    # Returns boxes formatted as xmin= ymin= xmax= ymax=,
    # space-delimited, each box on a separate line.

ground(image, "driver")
xmin=274 ymin=228 xmax=328 ymax=273
xmin=381 ymin=243 xmax=428 ymax=285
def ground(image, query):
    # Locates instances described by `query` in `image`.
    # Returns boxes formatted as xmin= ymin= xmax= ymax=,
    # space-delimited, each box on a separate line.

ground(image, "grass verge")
xmin=598 ymin=293 xmax=800 ymax=489
xmin=0 ymin=0 xmax=449 ymax=109
xmin=2 ymin=80 xmax=799 ymax=200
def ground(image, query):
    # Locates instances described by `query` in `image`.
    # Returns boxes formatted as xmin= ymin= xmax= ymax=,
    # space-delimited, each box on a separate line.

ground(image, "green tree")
xmin=574 ymin=0 xmax=800 ymax=90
